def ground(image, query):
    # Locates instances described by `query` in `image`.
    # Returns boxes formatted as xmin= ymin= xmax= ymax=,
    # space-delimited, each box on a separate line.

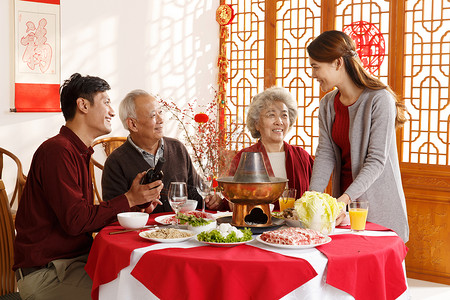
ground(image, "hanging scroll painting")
xmin=13 ymin=0 xmax=60 ymax=112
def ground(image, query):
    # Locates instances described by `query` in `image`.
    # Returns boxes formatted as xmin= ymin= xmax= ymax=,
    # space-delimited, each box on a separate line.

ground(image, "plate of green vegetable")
xmin=195 ymin=226 xmax=253 ymax=247
xmin=194 ymin=236 xmax=254 ymax=247
xmin=174 ymin=212 xmax=217 ymax=234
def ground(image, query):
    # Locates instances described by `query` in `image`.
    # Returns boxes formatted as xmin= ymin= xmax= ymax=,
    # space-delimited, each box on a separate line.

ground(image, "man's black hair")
xmin=59 ymin=73 xmax=110 ymax=121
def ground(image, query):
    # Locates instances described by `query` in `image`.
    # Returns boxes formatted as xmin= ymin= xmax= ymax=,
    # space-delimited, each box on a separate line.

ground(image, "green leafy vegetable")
xmin=197 ymin=228 xmax=252 ymax=243
xmin=177 ymin=213 xmax=213 ymax=227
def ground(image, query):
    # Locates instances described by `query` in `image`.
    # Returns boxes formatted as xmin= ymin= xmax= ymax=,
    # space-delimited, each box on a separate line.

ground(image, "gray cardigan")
xmin=310 ymin=88 xmax=409 ymax=242
xmin=102 ymin=137 xmax=202 ymax=213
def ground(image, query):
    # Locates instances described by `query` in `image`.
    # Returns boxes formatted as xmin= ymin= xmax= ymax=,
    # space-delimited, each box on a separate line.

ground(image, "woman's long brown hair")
xmin=307 ymin=30 xmax=407 ymax=128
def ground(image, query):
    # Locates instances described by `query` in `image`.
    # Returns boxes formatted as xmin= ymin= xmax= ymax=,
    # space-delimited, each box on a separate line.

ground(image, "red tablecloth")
xmin=336 ymin=221 xmax=391 ymax=231
xmin=86 ymin=216 xmax=408 ymax=300
xmin=131 ymin=245 xmax=317 ymax=300
xmin=317 ymin=233 xmax=408 ymax=300
xmin=85 ymin=223 xmax=157 ymax=300
xmin=86 ymin=213 xmax=317 ymax=300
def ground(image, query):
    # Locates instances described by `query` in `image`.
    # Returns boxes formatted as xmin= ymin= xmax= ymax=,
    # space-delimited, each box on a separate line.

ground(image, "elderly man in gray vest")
xmin=102 ymin=89 xmax=224 ymax=212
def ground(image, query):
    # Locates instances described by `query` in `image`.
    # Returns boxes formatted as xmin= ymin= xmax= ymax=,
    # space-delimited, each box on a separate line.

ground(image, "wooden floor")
xmin=408 ymin=278 xmax=450 ymax=299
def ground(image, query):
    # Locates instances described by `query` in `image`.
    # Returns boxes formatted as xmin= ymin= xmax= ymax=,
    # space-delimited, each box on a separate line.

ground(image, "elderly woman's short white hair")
xmin=119 ymin=89 xmax=151 ymax=130
xmin=246 ymin=86 xmax=298 ymax=139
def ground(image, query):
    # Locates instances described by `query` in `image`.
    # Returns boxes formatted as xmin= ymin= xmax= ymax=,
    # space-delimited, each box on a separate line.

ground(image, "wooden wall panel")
xmin=401 ymin=163 xmax=450 ymax=285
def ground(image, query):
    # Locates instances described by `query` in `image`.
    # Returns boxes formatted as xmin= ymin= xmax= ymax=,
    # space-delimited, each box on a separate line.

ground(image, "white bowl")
xmin=117 ymin=212 xmax=149 ymax=229
xmin=180 ymin=199 xmax=198 ymax=212
xmin=187 ymin=220 xmax=217 ymax=234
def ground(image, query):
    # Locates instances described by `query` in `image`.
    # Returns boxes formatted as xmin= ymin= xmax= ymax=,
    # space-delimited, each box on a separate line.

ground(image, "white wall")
xmin=0 ymin=0 xmax=220 ymax=204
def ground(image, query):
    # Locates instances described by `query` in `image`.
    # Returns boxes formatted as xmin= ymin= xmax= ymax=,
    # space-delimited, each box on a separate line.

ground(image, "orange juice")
xmin=349 ymin=208 xmax=368 ymax=231
xmin=279 ymin=197 xmax=296 ymax=211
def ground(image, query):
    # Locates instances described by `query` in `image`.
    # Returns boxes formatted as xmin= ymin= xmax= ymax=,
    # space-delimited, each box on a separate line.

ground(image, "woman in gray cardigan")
xmin=306 ymin=30 xmax=409 ymax=242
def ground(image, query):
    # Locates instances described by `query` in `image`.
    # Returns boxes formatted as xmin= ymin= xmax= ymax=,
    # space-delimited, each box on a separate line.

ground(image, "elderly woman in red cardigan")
xmin=228 ymin=86 xmax=314 ymax=211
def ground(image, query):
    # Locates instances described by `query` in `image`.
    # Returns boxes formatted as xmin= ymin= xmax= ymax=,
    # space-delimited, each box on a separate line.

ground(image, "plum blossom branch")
xmin=157 ymin=90 xmax=240 ymax=181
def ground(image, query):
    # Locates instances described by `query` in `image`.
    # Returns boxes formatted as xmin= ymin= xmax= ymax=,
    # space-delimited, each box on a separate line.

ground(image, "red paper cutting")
xmin=343 ymin=21 xmax=385 ymax=74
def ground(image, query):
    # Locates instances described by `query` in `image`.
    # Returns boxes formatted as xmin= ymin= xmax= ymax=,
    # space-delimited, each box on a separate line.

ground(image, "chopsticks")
xmin=109 ymin=225 xmax=159 ymax=235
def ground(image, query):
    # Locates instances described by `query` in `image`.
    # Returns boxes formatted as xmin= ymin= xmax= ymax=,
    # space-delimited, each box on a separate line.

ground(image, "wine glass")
xmin=168 ymin=182 xmax=188 ymax=227
xmin=196 ymin=177 xmax=212 ymax=212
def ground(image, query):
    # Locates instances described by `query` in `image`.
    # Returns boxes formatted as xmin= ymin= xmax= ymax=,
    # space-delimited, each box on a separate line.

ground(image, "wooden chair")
xmin=0 ymin=180 xmax=21 ymax=299
xmin=0 ymin=148 xmax=27 ymax=222
xmin=89 ymin=137 xmax=127 ymax=204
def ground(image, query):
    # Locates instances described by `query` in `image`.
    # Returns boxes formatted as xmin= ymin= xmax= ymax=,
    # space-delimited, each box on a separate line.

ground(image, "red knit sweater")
xmin=332 ymin=93 xmax=353 ymax=194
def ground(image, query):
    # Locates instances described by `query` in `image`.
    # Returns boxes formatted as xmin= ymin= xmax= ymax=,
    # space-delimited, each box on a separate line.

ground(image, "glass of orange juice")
xmin=349 ymin=201 xmax=369 ymax=232
xmin=279 ymin=188 xmax=297 ymax=212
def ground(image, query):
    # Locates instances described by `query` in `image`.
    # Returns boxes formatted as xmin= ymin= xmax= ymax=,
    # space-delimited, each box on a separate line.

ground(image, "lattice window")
xmin=276 ymin=1 xmax=322 ymax=154
xmin=225 ymin=0 xmax=324 ymax=154
xmin=225 ymin=0 xmax=266 ymax=151
xmin=223 ymin=0 xmax=450 ymax=166
xmin=225 ymin=0 xmax=392 ymax=157
xmin=403 ymin=0 xmax=450 ymax=165
xmin=335 ymin=0 xmax=390 ymax=83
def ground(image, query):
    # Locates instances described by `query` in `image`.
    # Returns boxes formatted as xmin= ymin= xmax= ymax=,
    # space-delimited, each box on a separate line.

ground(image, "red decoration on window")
xmin=343 ymin=21 xmax=385 ymax=74
xmin=216 ymin=4 xmax=234 ymax=26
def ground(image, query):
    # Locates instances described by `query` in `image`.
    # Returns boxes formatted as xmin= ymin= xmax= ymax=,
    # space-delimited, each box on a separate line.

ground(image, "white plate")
xmin=154 ymin=214 xmax=179 ymax=225
xmin=256 ymin=235 xmax=332 ymax=249
xmin=194 ymin=235 xmax=254 ymax=247
xmin=154 ymin=214 xmax=187 ymax=228
xmin=154 ymin=212 xmax=215 ymax=226
xmin=139 ymin=229 xmax=194 ymax=243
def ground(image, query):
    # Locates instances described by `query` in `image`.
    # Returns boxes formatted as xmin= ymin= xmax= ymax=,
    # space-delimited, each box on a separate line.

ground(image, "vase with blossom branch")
xmin=158 ymin=90 xmax=240 ymax=210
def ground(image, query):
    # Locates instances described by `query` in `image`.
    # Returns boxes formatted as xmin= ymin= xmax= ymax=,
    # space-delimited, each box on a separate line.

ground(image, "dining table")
xmin=85 ymin=212 xmax=411 ymax=300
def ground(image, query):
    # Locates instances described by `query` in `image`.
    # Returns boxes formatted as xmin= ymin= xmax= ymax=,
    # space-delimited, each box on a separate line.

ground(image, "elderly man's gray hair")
xmin=119 ymin=89 xmax=152 ymax=130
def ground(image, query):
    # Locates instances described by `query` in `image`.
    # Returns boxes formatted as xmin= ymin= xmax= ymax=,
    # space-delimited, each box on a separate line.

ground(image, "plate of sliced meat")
xmin=256 ymin=227 xmax=332 ymax=249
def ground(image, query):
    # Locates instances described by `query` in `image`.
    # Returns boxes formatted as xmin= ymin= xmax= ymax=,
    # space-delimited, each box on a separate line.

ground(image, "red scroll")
xmin=14 ymin=0 xmax=61 ymax=112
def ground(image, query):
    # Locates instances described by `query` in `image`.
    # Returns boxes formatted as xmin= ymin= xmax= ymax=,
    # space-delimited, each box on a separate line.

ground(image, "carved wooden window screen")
xmin=225 ymin=1 xmax=266 ymax=151
xmin=223 ymin=0 xmax=450 ymax=166
xmin=274 ymin=1 xmax=322 ymax=154
xmin=403 ymin=1 xmax=450 ymax=165
xmin=334 ymin=1 xmax=390 ymax=83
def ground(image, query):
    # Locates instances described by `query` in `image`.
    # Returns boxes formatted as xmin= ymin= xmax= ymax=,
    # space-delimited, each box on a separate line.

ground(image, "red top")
xmin=228 ymin=141 xmax=313 ymax=210
xmin=13 ymin=126 xmax=130 ymax=270
xmin=332 ymin=93 xmax=353 ymax=194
